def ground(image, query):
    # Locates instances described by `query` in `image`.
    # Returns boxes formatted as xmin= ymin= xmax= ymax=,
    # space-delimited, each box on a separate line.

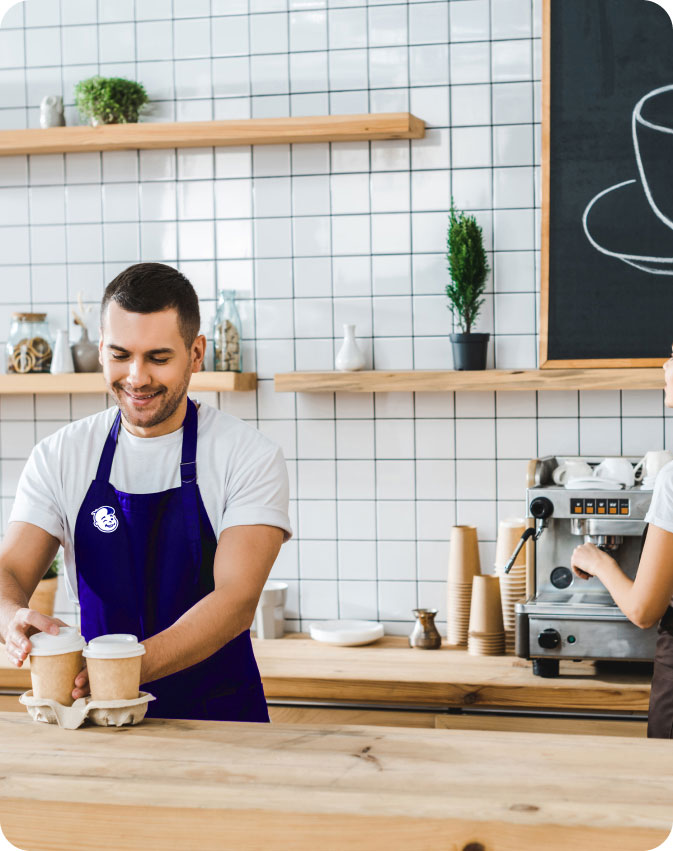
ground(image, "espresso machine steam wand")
xmin=503 ymin=497 xmax=554 ymax=574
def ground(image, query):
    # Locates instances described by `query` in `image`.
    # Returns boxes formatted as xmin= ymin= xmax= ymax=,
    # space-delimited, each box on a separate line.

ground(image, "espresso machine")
xmin=513 ymin=456 xmax=658 ymax=677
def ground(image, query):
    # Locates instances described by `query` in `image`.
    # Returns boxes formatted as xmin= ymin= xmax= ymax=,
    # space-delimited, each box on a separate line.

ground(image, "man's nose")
xmin=127 ymin=358 xmax=151 ymax=387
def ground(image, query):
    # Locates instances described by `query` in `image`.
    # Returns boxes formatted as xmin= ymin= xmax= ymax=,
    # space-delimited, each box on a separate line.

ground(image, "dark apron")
xmin=648 ymin=606 xmax=673 ymax=739
xmin=73 ymin=398 xmax=269 ymax=722
xmin=641 ymin=522 xmax=673 ymax=738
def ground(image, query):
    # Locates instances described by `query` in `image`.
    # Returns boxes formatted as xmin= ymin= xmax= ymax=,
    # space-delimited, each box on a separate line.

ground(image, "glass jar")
xmin=213 ymin=290 xmax=242 ymax=373
xmin=6 ymin=312 xmax=53 ymax=374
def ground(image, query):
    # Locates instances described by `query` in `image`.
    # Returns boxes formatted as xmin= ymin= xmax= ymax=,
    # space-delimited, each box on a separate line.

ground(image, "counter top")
xmin=0 ymin=635 xmax=652 ymax=713
xmin=0 ymin=712 xmax=670 ymax=851
xmin=253 ymin=635 xmax=652 ymax=713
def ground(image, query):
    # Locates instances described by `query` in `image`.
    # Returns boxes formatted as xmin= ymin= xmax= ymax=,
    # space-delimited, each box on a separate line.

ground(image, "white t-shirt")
xmin=9 ymin=401 xmax=292 ymax=604
xmin=644 ymin=460 xmax=673 ymax=533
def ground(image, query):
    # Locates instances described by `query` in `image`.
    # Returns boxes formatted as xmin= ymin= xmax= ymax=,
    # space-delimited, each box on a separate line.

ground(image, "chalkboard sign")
xmin=541 ymin=0 xmax=673 ymax=366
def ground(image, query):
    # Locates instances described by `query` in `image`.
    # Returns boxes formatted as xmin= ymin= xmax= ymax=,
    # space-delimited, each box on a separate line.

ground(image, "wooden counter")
xmin=0 ymin=712 xmax=671 ymax=851
xmin=253 ymin=635 xmax=652 ymax=713
xmin=0 ymin=635 xmax=652 ymax=717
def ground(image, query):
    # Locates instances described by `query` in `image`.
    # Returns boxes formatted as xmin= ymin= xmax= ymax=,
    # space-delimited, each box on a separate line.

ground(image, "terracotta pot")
xmin=28 ymin=577 xmax=58 ymax=617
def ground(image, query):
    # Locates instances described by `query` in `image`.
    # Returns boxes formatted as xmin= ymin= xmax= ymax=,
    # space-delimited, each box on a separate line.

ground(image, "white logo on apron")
xmin=91 ymin=505 xmax=118 ymax=533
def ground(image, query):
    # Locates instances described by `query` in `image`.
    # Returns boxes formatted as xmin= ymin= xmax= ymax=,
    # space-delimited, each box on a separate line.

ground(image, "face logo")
xmin=91 ymin=506 xmax=119 ymax=533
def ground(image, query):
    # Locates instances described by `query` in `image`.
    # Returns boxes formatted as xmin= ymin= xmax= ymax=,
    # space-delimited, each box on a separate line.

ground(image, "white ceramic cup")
xmin=552 ymin=461 xmax=593 ymax=485
xmin=634 ymin=450 xmax=673 ymax=482
xmin=255 ymin=581 xmax=288 ymax=640
xmin=594 ymin=457 xmax=636 ymax=488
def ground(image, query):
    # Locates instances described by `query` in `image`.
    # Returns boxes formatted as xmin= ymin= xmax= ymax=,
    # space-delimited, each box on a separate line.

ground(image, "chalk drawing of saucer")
xmin=582 ymin=178 xmax=673 ymax=274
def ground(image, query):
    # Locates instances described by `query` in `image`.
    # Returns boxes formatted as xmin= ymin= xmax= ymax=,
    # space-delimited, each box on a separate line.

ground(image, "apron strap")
xmin=94 ymin=409 xmax=122 ymax=483
xmin=180 ymin=398 xmax=203 ymax=569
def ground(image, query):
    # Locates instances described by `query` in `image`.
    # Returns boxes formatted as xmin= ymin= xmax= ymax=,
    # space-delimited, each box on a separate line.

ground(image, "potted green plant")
xmin=28 ymin=553 xmax=61 ymax=617
xmin=74 ymin=76 xmax=148 ymax=126
xmin=445 ymin=201 xmax=491 ymax=370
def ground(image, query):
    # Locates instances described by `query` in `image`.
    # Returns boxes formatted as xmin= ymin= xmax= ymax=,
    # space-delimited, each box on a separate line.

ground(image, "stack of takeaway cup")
xmin=494 ymin=518 xmax=527 ymax=653
xmin=447 ymin=526 xmax=481 ymax=646
xmin=468 ymin=575 xmax=505 ymax=656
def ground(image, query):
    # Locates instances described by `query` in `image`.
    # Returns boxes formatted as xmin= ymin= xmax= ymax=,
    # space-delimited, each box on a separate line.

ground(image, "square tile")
xmin=451 ymin=127 xmax=491 ymax=169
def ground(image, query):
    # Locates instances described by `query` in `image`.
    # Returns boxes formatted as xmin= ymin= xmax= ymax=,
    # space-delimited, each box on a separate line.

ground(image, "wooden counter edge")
xmin=0 ymin=798 xmax=668 ymax=851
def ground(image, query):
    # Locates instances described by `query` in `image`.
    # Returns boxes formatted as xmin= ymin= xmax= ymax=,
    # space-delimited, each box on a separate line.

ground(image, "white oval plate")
xmin=309 ymin=620 xmax=384 ymax=646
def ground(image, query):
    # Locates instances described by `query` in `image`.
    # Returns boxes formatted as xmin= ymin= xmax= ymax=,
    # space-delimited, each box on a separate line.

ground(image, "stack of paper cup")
xmin=494 ymin=517 xmax=527 ymax=652
xmin=468 ymin=575 xmax=505 ymax=656
xmin=447 ymin=526 xmax=481 ymax=646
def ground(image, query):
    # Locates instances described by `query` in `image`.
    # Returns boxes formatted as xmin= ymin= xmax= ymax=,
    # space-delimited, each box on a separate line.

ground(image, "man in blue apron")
xmin=0 ymin=263 xmax=292 ymax=722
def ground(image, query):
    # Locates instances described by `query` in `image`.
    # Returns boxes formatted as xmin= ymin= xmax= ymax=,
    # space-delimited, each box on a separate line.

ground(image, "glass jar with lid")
xmin=6 ymin=313 xmax=53 ymax=374
xmin=213 ymin=290 xmax=242 ymax=372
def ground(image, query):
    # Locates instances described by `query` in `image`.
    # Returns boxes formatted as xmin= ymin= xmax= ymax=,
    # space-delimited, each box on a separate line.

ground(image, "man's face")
xmin=100 ymin=302 xmax=203 ymax=430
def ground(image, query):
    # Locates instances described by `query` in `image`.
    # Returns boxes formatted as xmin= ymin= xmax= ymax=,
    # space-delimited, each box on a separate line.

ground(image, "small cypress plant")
xmin=445 ymin=201 xmax=490 ymax=334
xmin=74 ymin=76 xmax=148 ymax=125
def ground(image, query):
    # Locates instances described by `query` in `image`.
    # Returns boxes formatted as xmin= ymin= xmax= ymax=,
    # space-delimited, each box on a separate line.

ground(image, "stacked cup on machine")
xmin=494 ymin=517 xmax=527 ymax=653
xmin=468 ymin=575 xmax=505 ymax=655
xmin=447 ymin=526 xmax=481 ymax=646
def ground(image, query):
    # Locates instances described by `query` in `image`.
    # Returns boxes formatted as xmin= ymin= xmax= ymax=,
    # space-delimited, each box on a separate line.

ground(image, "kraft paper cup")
xmin=494 ymin=518 xmax=526 ymax=570
xmin=29 ymin=627 xmax=86 ymax=707
xmin=83 ymin=634 xmax=145 ymax=701
xmin=469 ymin=575 xmax=504 ymax=635
xmin=448 ymin=526 xmax=481 ymax=583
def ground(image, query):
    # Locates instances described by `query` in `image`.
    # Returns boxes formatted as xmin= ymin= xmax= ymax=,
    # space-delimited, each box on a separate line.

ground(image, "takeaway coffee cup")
xmin=29 ymin=627 xmax=86 ymax=707
xmin=83 ymin=634 xmax=145 ymax=701
xmin=552 ymin=460 xmax=592 ymax=485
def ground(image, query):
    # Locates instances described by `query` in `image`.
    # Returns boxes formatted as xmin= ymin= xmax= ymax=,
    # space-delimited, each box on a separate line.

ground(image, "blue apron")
xmin=74 ymin=398 xmax=269 ymax=722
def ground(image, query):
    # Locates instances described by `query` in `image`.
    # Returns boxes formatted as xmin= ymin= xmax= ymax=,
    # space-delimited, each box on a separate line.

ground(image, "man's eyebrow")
xmin=106 ymin=344 xmax=176 ymax=355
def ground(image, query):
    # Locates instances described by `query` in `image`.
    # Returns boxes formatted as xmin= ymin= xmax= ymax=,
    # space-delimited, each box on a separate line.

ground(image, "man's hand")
xmin=73 ymin=664 xmax=89 ymax=701
xmin=3 ymin=608 xmax=68 ymax=668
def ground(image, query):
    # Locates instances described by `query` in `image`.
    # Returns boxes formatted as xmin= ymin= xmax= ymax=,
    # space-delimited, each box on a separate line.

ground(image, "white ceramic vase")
xmin=50 ymin=329 xmax=75 ymax=374
xmin=335 ymin=324 xmax=365 ymax=371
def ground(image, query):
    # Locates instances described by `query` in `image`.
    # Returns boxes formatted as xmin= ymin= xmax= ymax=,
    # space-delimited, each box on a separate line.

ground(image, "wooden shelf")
xmin=274 ymin=368 xmax=666 ymax=393
xmin=0 ymin=371 xmax=257 ymax=394
xmin=0 ymin=113 xmax=425 ymax=157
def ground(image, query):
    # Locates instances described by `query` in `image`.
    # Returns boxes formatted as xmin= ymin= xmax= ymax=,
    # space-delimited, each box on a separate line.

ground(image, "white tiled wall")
xmin=0 ymin=0 xmax=667 ymax=635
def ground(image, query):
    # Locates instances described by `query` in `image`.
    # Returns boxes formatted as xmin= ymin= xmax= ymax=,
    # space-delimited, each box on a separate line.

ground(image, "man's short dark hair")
xmin=101 ymin=263 xmax=200 ymax=347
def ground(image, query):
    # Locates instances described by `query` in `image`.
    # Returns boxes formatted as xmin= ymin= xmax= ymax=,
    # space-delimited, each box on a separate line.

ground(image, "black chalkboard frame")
xmin=540 ymin=0 xmax=670 ymax=369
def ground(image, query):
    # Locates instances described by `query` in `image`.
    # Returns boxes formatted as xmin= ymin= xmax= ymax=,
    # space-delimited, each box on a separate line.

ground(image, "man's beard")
xmin=109 ymin=368 xmax=191 ymax=429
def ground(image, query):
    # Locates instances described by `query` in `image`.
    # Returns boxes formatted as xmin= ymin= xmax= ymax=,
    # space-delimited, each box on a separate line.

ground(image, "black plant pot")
xmin=450 ymin=333 xmax=490 ymax=370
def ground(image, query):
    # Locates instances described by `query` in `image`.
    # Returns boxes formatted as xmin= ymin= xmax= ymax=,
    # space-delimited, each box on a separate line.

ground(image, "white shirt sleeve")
xmin=8 ymin=438 xmax=65 ymax=543
xmin=218 ymin=444 xmax=292 ymax=542
xmin=644 ymin=461 xmax=673 ymax=534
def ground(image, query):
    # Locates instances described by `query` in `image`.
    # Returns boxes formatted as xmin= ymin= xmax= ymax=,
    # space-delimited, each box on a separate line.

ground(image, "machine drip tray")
xmin=533 ymin=592 xmax=616 ymax=607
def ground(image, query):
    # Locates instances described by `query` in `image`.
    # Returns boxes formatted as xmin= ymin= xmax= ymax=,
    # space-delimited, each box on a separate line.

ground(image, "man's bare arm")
xmin=0 ymin=521 xmax=65 ymax=664
xmin=138 ymin=524 xmax=283 ymax=685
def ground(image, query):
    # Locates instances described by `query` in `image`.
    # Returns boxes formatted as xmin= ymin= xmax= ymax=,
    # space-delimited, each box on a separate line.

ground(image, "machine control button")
xmin=567 ymin=635 xmax=577 ymax=644
xmin=550 ymin=566 xmax=573 ymax=589
xmin=538 ymin=628 xmax=561 ymax=650
xmin=597 ymin=499 xmax=607 ymax=514
xmin=608 ymin=499 xmax=618 ymax=515
xmin=571 ymin=498 xmax=584 ymax=514
xmin=584 ymin=499 xmax=595 ymax=514
xmin=619 ymin=499 xmax=630 ymax=516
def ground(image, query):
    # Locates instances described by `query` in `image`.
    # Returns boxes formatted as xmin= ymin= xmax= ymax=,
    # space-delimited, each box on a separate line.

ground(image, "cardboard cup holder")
xmin=20 ymin=690 xmax=155 ymax=730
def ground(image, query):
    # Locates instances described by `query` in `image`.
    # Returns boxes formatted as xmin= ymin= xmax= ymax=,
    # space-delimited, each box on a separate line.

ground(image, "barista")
xmin=0 ymin=263 xmax=292 ymax=722
xmin=571 ymin=348 xmax=673 ymax=739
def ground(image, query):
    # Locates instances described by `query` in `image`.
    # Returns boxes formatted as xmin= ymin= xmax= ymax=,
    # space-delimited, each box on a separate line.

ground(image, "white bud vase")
xmin=335 ymin=324 xmax=365 ymax=371
xmin=50 ymin=329 xmax=75 ymax=374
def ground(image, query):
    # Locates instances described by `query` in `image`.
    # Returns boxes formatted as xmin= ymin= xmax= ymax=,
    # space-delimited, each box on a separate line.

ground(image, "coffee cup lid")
xmin=83 ymin=634 xmax=146 ymax=659
xmin=29 ymin=626 xmax=86 ymax=656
